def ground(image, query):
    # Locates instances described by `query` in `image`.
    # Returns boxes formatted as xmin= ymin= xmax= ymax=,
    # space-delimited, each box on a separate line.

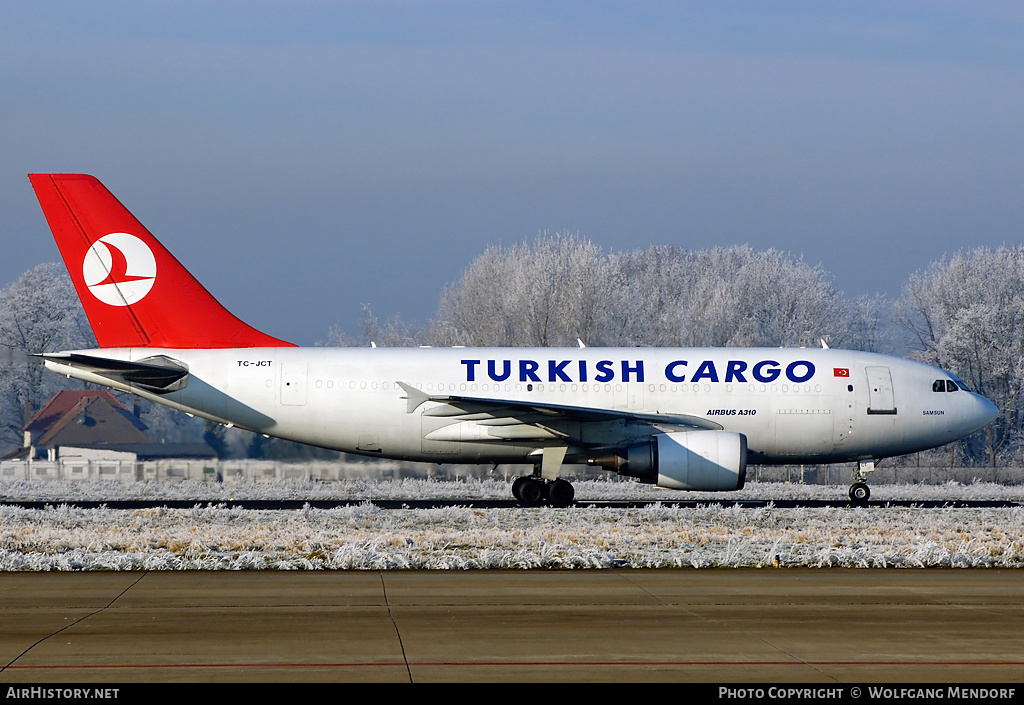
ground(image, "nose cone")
xmin=967 ymin=393 xmax=999 ymax=435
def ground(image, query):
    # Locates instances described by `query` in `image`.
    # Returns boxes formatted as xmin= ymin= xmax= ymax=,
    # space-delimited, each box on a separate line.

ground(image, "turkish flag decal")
xmin=833 ymin=368 xmax=850 ymax=377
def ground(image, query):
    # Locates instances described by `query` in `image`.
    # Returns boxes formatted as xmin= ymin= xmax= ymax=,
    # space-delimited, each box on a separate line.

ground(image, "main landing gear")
xmin=511 ymin=476 xmax=575 ymax=508
xmin=848 ymin=459 xmax=877 ymax=505
xmin=511 ymin=446 xmax=575 ymax=508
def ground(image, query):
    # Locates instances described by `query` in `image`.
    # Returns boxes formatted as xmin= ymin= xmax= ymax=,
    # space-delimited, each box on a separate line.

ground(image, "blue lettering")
xmin=725 ymin=360 xmax=747 ymax=383
xmin=621 ymin=360 xmax=644 ymax=382
xmin=665 ymin=360 xmax=688 ymax=382
xmin=476 ymin=356 xmax=812 ymax=386
xmin=691 ymin=360 xmax=719 ymax=383
xmin=462 ymin=359 xmax=480 ymax=381
xmin=549 ymin=360 xmax=572 ymax=382
xmin=786 ymin=360 xmax=815 ymax=383
xmin=520 ymin=360 xmax=540 ymax=382
xmin=752 ymin=360 xmax=781 ymax=383
xmin=488 ymin=359 xmax=511 ymax=382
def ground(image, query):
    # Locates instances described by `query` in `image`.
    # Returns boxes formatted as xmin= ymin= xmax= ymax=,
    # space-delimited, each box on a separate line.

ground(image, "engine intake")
xmin=590 ymin=430 xmax=747 ymax=491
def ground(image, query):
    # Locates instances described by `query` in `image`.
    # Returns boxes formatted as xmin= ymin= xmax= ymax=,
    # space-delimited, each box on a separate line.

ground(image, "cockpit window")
xmin=947 ymin=374 xmax=971 ymax=392
xmin=935 ymin=377 xmax=969 ymax=393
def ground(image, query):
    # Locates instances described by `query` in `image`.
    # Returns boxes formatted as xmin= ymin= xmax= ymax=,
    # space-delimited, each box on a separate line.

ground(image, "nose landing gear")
xmin=848 ymin=459 xmax=877 ymax=505
xmin=849 ymin=482 xmax=870 ymax=503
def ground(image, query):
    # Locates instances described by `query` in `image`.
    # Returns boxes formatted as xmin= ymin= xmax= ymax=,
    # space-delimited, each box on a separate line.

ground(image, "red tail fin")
xmin=29 ymin=174 xmax=295 ymax=349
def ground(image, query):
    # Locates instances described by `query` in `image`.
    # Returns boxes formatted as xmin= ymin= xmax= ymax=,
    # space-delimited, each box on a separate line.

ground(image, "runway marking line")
xmin=6 ymin=660 xmax=1024 ymax=671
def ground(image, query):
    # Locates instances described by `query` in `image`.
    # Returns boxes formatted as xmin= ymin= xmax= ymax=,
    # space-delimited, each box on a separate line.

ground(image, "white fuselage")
xmin=45 ymin=346 xmax=998 ymax=467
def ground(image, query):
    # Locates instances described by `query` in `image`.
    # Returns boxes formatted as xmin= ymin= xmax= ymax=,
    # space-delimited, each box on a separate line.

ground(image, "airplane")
xmin=27 ymin=173 xmax=998 ymax=506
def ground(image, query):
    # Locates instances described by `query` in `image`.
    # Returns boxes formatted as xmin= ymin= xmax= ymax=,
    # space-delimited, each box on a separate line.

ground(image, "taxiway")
xmin=1 ymin=569 xmax=1022 ymax=683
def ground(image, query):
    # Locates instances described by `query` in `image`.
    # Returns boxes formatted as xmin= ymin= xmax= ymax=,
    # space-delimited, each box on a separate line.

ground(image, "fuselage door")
xmin=865 ymin=366 xmax=896 ymax=415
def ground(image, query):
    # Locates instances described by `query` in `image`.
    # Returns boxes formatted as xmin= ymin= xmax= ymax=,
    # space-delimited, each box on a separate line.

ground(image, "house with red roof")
xmin=4 ymin=390 xmax=216 ymax=464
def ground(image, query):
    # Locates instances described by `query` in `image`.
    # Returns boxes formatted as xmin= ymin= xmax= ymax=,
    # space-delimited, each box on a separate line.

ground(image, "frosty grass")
xmin=1 ymin=479 xmax=1021 ymax=570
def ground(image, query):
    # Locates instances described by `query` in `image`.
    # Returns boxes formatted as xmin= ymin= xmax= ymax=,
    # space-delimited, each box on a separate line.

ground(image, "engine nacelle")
xmin=590 ymin=431 xmax=747 ymax=491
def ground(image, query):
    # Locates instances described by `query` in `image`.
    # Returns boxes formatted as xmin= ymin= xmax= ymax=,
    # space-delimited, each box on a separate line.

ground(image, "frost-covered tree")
xmin=0 ymin=262 xmax=93 ymax=355
xmin=435 ymin=231 xmax=611 ymax=346
xmin=356 ymin=305 xmax=429 ymax=348
xmin=847 ymin=294 xmax=892 ymax=354
xmin=600 ymin=245 xmax=692 ymax=346
xmin=0 ymin=262 xmax=206 ymax=454
xmin=603 ymin=245 xmax=875 ymax=349
xmin=895 ymin=246 xmax=1024 ymax=466
xmin=320 ymin=305 xmax=431 ymax=348
xmin=0 ymin=263 xmax=95 ymax=452
xmin=404 ymin=239 xmax=883 ymax=351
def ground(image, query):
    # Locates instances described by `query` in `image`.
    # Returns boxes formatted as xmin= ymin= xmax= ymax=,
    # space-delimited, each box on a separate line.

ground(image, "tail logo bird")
xmin=83 ymin=232 xmax=157 ymax=306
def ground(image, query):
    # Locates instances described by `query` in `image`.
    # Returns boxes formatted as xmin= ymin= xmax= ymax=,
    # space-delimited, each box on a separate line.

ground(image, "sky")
xmin=2 ymin=1 xmax=1023 ymax=346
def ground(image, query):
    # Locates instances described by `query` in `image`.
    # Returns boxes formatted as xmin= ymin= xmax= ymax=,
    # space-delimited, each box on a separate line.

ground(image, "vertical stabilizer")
xmin=29 ymin=174 xmax=294 ymax=349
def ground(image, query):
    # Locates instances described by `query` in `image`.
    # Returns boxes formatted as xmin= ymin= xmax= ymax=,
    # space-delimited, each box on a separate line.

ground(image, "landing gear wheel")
xmin=849 ymin=482 xmax=870 ymax=504
xmin=511 ymin=476 xmax=529 ymax=501
xmin=545 ymin=479 xmax=575 ymax=508
xmin=512 ymin=477 xmax=544 ymax=507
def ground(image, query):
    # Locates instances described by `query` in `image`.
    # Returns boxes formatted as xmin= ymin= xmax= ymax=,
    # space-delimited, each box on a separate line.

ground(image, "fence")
xmin=1 ymin=458 xmax=1021 ymax=485
xmin=746 ymin=463 xmax=1024 ymax=486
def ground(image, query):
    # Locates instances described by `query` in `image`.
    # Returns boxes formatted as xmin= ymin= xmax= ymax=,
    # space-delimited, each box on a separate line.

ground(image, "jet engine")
xmin=590 ymin=430 xmax=747 ymax=491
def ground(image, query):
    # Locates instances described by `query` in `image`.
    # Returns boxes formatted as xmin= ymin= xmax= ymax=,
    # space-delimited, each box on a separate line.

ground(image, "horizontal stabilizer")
xmin=38 ymin=353 xmax=189 ymax=394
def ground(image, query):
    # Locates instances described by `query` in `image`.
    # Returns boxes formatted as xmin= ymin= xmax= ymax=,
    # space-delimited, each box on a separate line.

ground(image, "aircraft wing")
xmin=396 ymin=381 xmax=723 ymax=440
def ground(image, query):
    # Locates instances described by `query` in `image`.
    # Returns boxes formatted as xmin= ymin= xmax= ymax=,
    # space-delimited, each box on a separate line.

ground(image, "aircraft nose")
xmin=970 ymin=393 xmax=999 ymax=433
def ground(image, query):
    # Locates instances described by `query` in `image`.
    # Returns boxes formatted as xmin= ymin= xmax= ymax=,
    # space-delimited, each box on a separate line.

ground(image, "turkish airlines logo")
xmin=82 ymin=233 xmax=157 ymax=306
